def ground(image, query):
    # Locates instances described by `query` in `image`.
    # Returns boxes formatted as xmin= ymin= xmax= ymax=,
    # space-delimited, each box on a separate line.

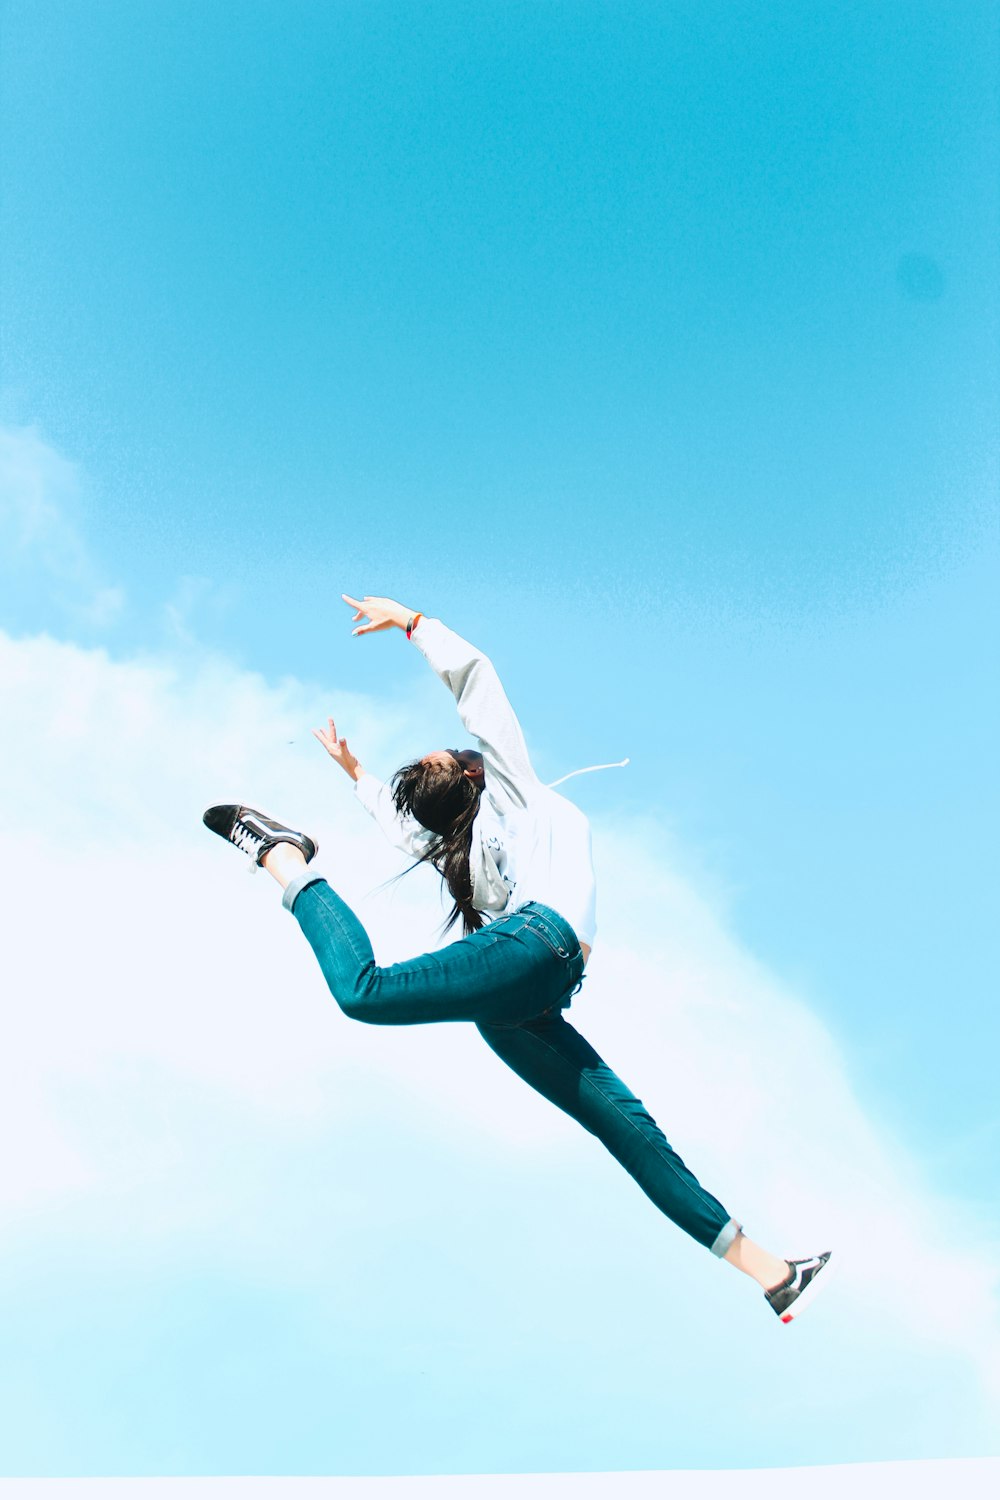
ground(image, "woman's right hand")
xmin=342 ymin=594 xmax=416 ymax=635
xmin=312 ymin=716 xmax=364 ymax=781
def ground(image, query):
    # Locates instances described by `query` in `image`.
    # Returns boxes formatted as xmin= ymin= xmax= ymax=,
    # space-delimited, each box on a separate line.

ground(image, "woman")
xmin=203 ymin=593 xmax=831 ymax=1324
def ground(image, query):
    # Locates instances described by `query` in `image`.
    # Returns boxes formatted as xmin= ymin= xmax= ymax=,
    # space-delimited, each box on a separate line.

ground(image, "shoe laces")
xmin=231 ymin=821 xmax=265 ymax=863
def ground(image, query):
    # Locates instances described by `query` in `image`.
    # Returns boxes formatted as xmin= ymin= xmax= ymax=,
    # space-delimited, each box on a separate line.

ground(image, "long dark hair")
xmin=391 ymin=756 xmax=484 ymax=935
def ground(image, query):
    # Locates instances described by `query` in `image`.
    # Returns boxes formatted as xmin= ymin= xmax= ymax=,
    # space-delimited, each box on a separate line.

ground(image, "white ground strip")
xmin=0 ymin=1460 xmax=998 ymax=1500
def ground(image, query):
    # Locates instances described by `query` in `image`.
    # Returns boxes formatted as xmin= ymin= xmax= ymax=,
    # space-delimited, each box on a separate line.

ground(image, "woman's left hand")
xmin=312 ymin=716 xmax=364 ymax=781
xmin=342 ymin=594 xmax=415 ymax=636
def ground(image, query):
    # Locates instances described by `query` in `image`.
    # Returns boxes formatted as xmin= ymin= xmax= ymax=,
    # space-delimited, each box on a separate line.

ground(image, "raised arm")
xmin=312 ymin=712 xmax=434 ymax=860
xmin=342 ymin=594 xmax=540 ymax=809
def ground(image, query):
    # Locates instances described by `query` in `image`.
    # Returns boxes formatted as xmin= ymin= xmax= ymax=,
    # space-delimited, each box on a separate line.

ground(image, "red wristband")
xmin=406 ymin=612 xmax=423 ymax=640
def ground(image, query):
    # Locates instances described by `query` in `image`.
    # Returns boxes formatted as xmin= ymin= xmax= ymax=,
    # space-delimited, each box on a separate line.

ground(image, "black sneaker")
xmin=203 ymin=804 xmax=318 ymax=869
xmin=765 ymin=1251 xmax=832 ymax=1324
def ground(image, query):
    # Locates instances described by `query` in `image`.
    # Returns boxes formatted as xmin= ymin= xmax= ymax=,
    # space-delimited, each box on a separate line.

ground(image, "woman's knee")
xmin=335 ymin=993 xmax=367 ymax=1023
xmin=328 ymin=969 xmax=382 ymax=1023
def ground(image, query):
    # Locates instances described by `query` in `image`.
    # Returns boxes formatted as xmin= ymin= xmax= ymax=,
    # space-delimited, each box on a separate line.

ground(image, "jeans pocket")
xmin=521 ymin=913 xmax=573 ymax=961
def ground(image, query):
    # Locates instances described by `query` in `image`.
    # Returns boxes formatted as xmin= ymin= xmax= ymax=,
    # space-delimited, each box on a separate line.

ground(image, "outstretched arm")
xmin=342 ymin=593 xmax=539 ymax=809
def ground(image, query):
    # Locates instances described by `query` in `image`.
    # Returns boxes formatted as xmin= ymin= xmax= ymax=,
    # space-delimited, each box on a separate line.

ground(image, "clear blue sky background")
xmin=1 ymin=0 xmax=998 ymax=1478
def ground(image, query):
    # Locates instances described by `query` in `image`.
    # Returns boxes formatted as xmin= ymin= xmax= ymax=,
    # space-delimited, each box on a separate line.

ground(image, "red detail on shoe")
xmin=781 ymin=1313 xmax=793 ymax=1323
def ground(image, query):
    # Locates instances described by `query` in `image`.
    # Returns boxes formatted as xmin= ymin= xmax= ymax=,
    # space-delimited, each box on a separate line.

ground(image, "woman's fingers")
xmin=342 ymin=591 xmax=404 ymax=635
xmin=342 ymin=594 xmax=367 ymax=626
xmin=312 ymin=715 xmax=352 ymax=760
xmin=343 ymin=592 xmax=376 ymax=633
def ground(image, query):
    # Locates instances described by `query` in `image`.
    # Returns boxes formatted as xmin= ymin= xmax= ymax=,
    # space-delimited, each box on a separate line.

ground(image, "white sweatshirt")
xmin=353 ymin=616 xmax=597 ymax=948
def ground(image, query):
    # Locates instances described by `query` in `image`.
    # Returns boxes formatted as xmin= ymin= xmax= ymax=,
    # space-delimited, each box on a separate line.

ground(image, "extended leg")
xmin=477 ymin=1009 xmax=739 ymax=1254
xmin=478 ymin=1011 xmax=793 ymax=1286
xmin=282 ymin=872 xmax=579 ymax=1028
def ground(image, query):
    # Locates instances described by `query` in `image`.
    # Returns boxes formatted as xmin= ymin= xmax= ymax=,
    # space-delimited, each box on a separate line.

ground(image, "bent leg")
xmin=284 ymin=875 xmax=576 ymax=1027
xmin=478 ymin=1010 xmax=739 ymax=1254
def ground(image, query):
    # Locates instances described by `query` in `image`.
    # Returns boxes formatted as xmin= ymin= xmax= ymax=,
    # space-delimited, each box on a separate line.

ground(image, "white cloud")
xmin=584 ymin=830 xmax=1000 ymax=1386
xmin=1 ymin=624 xmax=998 ymax=1447
xmin=0 ymin=423 xmax=125 ymax=627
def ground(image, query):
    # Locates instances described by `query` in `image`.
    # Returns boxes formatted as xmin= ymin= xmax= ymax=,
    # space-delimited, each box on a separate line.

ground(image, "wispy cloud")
xmin=0 ymin=423 xmax=125 ymax=629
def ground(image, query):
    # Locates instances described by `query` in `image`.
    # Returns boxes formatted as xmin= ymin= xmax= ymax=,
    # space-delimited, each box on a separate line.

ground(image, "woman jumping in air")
xmin=203 ymin=594 xmax=831 ymax=1324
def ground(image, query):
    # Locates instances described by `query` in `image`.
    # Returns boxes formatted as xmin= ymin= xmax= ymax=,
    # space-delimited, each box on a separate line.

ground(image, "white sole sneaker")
xmin=765 ymin=1251 xmax=833 ymax=1323
xmin=203 ymin=803 xmax=318 ymax=869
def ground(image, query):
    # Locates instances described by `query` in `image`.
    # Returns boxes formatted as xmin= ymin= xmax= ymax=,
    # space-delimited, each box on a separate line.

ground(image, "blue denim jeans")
xmin=283 ymin=870 xmax=740 ymax=1256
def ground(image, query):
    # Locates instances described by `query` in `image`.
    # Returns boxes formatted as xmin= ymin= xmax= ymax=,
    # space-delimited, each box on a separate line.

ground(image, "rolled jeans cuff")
xmin=281 ymin=865 xmax=325 ymax=913
xmin=709 ymin=1217 xmax=742 ymax=1258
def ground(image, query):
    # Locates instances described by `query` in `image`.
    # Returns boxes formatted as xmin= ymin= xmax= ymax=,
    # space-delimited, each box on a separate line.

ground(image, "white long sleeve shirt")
xmin=353 ymin=616 xmax=597 ymax=948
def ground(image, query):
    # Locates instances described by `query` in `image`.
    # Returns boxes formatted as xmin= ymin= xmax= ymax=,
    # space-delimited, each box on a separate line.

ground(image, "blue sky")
xmin=1 ymin=0 xmax=998 ymax=1479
